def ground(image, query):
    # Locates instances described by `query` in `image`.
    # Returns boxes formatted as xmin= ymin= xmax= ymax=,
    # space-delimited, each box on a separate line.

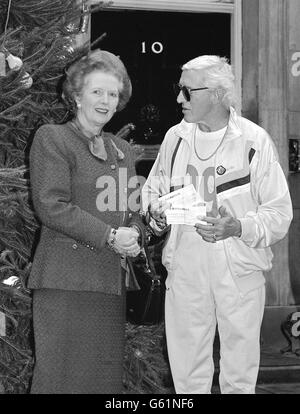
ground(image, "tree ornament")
xmin=6 ymin=53 xmax=23 ymax=71
xmin=2 ymin=276 xmax=20 ymax=287
xmin=79 ymin=0 xmax=90 ymax=33
xmin=20 ymin=72 xmax=33 ymax=89
xmin=59 ymin=37 xmax=76 ymax=61
xmin=63 ymin=42 xmax=75 ymax=55
xmin=0 ymin=51 xmax=6 ymax=76
xmin=134 ymin=349 xmax=143 ymax=359
xmin=65 ymin=21 xmax=79 ymax=34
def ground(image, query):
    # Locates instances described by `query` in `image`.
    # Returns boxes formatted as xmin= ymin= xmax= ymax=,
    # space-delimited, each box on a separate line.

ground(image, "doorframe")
xmin=90 ymin=0 xmax=242 ymax=112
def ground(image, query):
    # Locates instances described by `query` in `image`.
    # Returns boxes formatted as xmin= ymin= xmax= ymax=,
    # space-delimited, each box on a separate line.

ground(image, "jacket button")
xmin=110 ymin=164 xmax=116 ymax=170
xmin=72 ymin=243 xmax=78 ymax=250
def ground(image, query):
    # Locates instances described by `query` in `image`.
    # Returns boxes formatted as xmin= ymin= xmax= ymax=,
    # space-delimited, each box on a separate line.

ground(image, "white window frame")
xmin=90 ymin=0 xmax=242 ymax=111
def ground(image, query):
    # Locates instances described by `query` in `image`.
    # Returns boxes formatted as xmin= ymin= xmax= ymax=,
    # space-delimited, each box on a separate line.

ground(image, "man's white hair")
xmin=182 ymin=55 xmax=237 ymax=109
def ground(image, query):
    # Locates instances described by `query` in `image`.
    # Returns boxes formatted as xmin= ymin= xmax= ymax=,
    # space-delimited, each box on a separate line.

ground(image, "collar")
xmin=174 ymin=106 xmax=242 ymax=146
xmin=89 ymin=134 xmax=125 ymax=162
xmin=68 ymin=122 xmax=125 ymax=161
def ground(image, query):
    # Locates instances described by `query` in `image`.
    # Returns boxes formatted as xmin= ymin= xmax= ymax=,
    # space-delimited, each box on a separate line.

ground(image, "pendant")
xmin=216 ymin=165 xmax=226 ymax=176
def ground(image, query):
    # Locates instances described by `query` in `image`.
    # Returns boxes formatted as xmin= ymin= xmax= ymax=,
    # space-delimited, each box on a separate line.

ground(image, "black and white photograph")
xmin=0 ymin=0 xmax=299 ymax=398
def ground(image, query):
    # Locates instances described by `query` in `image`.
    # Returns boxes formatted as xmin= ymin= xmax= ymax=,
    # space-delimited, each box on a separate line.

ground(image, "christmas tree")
xmin=0 ymin=0 xmax=171 ymax=394
xmin=0 ymin=0 xmax=93 ymax=394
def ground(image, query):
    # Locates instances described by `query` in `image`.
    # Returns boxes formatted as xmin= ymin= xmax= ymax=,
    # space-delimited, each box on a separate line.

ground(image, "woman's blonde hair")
xmin=63 ymin=49 xmax=132 ymax=113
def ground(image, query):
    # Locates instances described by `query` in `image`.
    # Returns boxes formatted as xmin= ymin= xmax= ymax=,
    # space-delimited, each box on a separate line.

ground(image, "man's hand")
xmin=194 ymin=206 xmax=241 ymax=243
xmin=148 ymin=200 xmax=171 ymax=229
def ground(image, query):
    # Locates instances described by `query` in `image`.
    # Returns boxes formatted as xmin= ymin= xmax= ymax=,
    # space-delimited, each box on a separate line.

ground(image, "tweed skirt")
xmin=30 ymin=287 xmax=126 ymax=394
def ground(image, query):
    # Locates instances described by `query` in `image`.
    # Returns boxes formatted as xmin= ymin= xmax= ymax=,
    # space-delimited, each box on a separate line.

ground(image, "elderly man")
xmin=142 ymin=55 xmax=293 ymax=394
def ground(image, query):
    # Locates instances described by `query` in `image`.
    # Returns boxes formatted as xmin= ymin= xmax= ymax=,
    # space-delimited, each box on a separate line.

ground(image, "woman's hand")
xmin=107 ymin=227 xmax=141 ymax=257
xmin=117 ymin=227 xmax=141 ymax=257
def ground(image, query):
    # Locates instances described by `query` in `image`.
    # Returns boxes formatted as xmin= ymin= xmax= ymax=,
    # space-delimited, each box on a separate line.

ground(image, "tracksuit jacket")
xmin=142 ymin=108 xmax=293 ymax=294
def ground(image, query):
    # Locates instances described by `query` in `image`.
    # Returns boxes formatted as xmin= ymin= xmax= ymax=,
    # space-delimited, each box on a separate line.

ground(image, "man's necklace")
xmin=193 ymin=124 xmax=228 ymax=162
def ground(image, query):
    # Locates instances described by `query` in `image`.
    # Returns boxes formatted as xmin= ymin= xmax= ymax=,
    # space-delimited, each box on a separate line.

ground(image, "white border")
xmin=90 ymin=0 xmax=242 ymax=111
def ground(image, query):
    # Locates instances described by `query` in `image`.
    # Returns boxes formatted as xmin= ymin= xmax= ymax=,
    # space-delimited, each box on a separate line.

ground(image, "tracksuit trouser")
xmin=165 ymin=228 xmax=265 ymax=394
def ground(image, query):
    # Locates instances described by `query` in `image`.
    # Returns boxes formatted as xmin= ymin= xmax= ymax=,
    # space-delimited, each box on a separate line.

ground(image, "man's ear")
xmin=210 ymin=90 xmax=219 ymax=105
xmin=214 ymin=88 xmax=225 ymax=103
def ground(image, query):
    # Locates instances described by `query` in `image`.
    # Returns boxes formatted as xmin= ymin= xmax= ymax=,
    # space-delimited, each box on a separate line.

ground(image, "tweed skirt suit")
xmin=29 ymin=122 xmax=138 ymax=393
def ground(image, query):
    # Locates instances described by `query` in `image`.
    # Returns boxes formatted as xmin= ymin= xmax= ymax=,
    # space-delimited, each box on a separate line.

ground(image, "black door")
xmin=91 ymin=9 xmax=231 ymax=146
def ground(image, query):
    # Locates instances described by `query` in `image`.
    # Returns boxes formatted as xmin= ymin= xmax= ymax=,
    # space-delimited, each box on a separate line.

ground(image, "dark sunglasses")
xmin=173 ymin=83 xmax=209 ymax=102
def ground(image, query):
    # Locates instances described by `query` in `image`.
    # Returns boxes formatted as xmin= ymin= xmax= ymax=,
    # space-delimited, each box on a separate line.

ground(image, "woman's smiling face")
xmin=76 ymin=70 xmax=122 ymax=132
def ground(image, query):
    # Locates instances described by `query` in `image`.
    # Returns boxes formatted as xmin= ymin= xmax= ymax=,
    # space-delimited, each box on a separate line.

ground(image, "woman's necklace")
xmin=193 ymin=124 xmax=228 ymax=162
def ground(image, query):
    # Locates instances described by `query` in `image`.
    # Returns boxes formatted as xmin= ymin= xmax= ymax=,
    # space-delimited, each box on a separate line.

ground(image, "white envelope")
xmin=165 ymin=204 xmax=207 ymax=226
xmin=159 ymin=185 xmax=208 ymax=226
xmin=158 ymin=184 xmax=201 ymax=207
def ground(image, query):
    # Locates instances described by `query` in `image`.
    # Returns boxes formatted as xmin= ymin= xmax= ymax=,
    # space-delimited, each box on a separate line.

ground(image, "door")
xmin=91 ymin=9 xmax=231 ymax=147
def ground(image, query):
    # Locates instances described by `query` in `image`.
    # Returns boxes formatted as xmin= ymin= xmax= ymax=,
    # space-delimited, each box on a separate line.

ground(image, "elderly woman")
xmin=29 ymin=50 xmax=141 ymax=394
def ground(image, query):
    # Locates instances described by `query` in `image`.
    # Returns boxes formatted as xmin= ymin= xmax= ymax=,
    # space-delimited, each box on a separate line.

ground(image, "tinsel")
xmin=0 ymin=0 xmax=170 ymax=394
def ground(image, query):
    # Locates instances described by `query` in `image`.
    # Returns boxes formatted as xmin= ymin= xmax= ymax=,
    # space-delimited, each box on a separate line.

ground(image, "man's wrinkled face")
xmin=177 ymin=69 xmax=213 ymax=124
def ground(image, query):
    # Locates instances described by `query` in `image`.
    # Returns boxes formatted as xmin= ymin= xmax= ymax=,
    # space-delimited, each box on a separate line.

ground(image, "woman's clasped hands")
xmin=107 ymin=227 xmax=141 ymax=257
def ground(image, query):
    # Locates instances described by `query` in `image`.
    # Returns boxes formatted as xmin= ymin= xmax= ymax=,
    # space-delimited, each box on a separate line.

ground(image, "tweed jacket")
xmin=28 ymin=122 xmax=138 ymax=295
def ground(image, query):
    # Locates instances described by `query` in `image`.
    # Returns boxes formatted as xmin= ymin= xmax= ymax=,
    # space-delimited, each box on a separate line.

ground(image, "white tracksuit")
xmin=142 ymin=108 xmax=293 ymax=394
